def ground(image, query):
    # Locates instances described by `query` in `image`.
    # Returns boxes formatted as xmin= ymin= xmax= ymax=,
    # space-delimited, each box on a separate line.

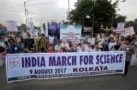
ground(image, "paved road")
xmin=0 ymin=66 xmax=137 ymax=90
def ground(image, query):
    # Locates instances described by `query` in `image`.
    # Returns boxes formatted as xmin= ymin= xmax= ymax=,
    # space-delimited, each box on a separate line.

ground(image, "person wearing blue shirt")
xmin=6 ymin=38 xmax=23 ymax=54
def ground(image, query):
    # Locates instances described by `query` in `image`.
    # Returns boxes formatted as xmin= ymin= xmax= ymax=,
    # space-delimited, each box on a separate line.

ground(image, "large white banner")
xmin=6 ymin=52 xmax=125 ymax=83
xmin=6 ymin=21 xmax=18 ymax=32
xmin=60 ymin=24 xmax=82 ymax=44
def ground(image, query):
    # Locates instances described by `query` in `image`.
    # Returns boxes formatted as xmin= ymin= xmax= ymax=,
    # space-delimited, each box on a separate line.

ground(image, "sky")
xmin=0 ymin=0 xmax=137 ymax=26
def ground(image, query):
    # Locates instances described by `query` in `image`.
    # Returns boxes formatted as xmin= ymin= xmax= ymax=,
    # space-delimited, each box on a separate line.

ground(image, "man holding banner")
xmin=6 ymin=38 xmax=33 ymax=54
xmin=119 ymin=37 xmax=135 ymax=77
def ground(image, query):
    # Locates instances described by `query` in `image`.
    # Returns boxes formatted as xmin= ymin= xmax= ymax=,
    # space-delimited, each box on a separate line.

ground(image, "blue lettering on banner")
xmin=80 ymin=55 xmax=93 ymax=65
xmin=49 ymin=56 xmax=77 ymax=66
xmin=6 ymin=52 xmax=126 ymax=83
xmin=96 ymin=54 xmax=123 ymax=64
xmin=22 ymin=56 xmax=46 ymax=68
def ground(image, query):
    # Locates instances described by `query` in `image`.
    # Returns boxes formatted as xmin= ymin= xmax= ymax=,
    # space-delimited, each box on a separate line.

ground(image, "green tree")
xmin=134 ymin=19 xmax=137 ymax=32
xmin=113 ymin=15 xmax=126 ymax=27
xmin=18 ymin=24 xmax=26 ymax=30
xmin=69 ymin=0 xmax=125 ymax=31
xmin=69 ymin=0 xmax=94 ymax=26
xmin=125 ymin=19 xmax=137 ymax=33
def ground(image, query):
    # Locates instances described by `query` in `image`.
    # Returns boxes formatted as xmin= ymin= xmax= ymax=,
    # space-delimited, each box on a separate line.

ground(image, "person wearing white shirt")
xmin=21 ymin=28 xmax=30 ymax=48
xmin=90 ymin=35 xmax=96 ymax=48
xmin=88 ymin=36 xmax=92 ymax=44
xmin=60 ymin=40 xmax=69 ymax=51
xmin=97 ymin=33 xmax=101 ymax=41
xmin=55 ymin=41 xmax=61 ymax=52
xmin=98 ymin=34 xmax=104 ymax=51
xmin=93 ymin=43 xmax=101 ymax=52
xmin=108 ymin=38 xmax=116 ymax=51
xmin=48 ymin=34 xmax=55 ymax=45
xmin=22 ymin=28 xmax=30 ymax=39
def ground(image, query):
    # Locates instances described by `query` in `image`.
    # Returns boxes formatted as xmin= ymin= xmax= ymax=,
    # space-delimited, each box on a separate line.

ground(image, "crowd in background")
xmin=0 ymin=28 xmax=137 ymax=76
xmin=0 ymin=29 xmax=137 ymax=53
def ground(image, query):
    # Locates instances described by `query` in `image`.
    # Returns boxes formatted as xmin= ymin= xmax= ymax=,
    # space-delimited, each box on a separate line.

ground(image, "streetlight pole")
xmin=92 ymin=0 xmax=95 ymax=35
xmin=67 ymin=0 xmax=70 ymax=22
xmin=24 ymin=2 xmax=27 ymax=28
xmin=86 ymin=15 xmax=90 ymax=26
xmin=24 ymin=0 xmax=31 ymax=29
xmin=68 ymin=0 xmax=70 ymax=13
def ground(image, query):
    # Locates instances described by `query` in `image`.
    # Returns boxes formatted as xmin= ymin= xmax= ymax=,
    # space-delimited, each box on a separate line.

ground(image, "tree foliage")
xmin=18 ymin=24 xmax=26 ymax=30
xmin=125 ymin=19 xmax=137 ymax=32
xmin=113 ymin=15 xmax=127 ymax=27
xmin=69 ymin=0 xmax=126 ymax=30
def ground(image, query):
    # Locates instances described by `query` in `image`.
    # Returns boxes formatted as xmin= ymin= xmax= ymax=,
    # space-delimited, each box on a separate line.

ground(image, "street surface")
xmin=0 ymin=66 xmax=137 ymax=90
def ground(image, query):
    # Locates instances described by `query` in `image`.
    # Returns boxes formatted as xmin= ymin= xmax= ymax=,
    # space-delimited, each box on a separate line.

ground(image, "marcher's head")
xmin=57 ymin=41 xmax=61 ymax=45
xmin=8 ymin=38 xmax=15 ymax=46
xmin=23 ymin=28 xmax=27 ymax=32
xmin=70 ymin=44 xmax=73 ymax=49
xmin=124 ymin=37 xmax=131 ymax=45
xmin=110 ymin=38 xmax=114 ymax=42
xmin=121 ymin=36 xmax=124 ymax=41
xmin=78 ymin=43 xmax=82 ymax=46
xmin=41 ymin=34 xmax=45 ymax=38
xmin=95 ymin=43 xmax=99 ymax=49
xmin=114 ymin=45 xmax=120 ymax=51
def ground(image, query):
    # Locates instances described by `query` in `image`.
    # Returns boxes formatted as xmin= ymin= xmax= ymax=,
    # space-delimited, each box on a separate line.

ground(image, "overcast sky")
xmin=0 ymin=0 xmax=137 ymax=25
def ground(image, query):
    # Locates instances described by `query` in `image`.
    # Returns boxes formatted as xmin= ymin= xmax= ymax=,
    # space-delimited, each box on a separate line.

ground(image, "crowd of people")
xmin=0 ymin=28 xmax=137 ymax=77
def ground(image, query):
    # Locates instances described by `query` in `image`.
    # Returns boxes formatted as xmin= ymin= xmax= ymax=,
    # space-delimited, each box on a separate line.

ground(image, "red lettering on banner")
xmin=73 ymin=66 xmax=108 ymax=72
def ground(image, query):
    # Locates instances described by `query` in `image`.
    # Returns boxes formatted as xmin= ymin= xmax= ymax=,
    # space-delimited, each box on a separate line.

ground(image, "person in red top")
xmin=59 ymin=47 xmax=66 ymax=53
xmin=47 ymin=44 xmax=55 ymax=53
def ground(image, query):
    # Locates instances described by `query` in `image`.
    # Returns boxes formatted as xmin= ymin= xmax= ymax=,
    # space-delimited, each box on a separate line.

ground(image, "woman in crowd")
xmin=47 ymin=44 xmax=55 ymax=53
xmin=77 ymin=43 xmax=83 ymax=52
